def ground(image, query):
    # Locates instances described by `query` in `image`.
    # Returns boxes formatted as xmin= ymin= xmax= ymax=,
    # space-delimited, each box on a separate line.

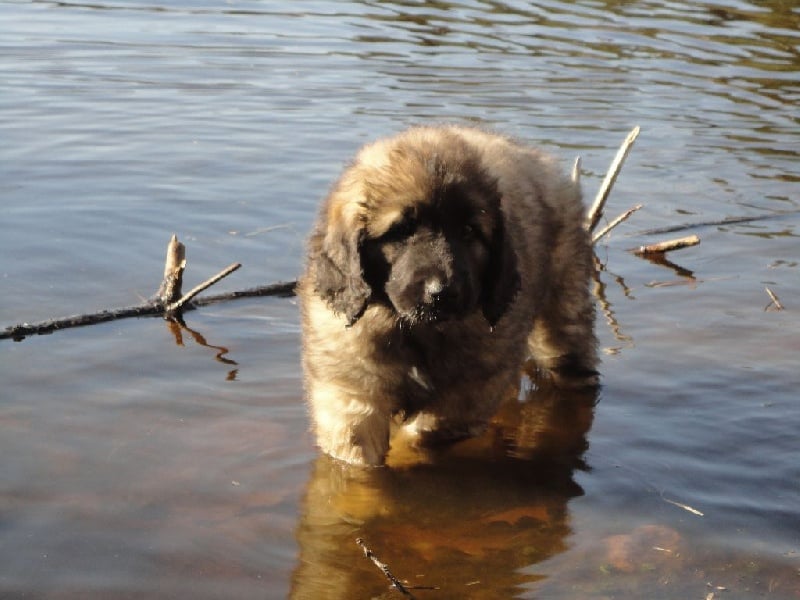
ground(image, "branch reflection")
xmin=165 ymin=317 xmax=238 ymax=380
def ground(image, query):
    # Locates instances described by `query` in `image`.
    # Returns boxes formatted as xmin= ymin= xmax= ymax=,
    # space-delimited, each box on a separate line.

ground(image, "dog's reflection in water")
xmin=291 ymin=371 xmax=597 ymax=599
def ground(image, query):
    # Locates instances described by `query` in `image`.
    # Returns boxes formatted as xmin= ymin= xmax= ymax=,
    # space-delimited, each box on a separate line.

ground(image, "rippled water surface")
xmin=2 ymin=1 xmax=799 ymax=598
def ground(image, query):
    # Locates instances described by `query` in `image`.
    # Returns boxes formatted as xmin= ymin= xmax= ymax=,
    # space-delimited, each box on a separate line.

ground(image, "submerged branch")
xmin=630 ymin=210 xmax=800 ymax=237
xmin=764 ymin=287 xmax=784 ymax=311
xmin=356 ymin=538 xmax=416 ymax=598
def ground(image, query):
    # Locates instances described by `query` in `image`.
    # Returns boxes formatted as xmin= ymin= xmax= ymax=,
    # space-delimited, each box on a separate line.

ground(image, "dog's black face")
xmin=361 ymin=200 xmax=492 ymax=325
xmin=310 ymin=135 xmax=521 ymax=328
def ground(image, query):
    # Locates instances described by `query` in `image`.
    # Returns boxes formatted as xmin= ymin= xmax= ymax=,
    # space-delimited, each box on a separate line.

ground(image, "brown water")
xmin=1 ymin=1 xmax=799 ymax=598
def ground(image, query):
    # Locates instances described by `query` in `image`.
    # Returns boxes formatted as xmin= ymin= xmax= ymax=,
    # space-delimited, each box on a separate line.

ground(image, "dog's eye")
xmin=382 ymin=219 xmax=416 ymax=242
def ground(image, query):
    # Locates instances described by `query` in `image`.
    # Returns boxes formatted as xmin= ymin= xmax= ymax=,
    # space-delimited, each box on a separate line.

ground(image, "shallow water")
xmin=1 ymin=1 xmax=799 ymax=598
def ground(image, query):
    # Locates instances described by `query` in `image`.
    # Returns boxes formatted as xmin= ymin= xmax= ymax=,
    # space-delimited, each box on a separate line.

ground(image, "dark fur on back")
xmin=299 ymin=126 xmax=597 ymax=465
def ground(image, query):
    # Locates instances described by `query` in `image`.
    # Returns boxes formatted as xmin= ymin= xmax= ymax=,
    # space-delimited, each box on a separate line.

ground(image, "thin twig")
xmin=571 ymin=156 xmax=581 ymax=185
xmin=764 ymin=287 xmax=784 ymax=311
xmin=585 ymin=126 xmax=641 ymax=232
xmin=592 ymin=204 xmax=643 ymax=244
xmin=631 ymin=209 xmax=800 ymax=237
xmin=633 ymin=235 xmax=700 ymax=255
xmin=356 ymin=538 xmax=416 ymax=599
xmin=165 ymin=262 xmax=242 ymax=313
xmin=191 ymin=280 xmax=297 ymax=306
xmin=661 ymin=494 xmax=704 ymax=517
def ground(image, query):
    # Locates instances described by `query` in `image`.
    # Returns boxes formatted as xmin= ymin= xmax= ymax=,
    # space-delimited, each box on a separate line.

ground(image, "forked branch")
xmin=0 ymin=235 xmax=285 ymax=342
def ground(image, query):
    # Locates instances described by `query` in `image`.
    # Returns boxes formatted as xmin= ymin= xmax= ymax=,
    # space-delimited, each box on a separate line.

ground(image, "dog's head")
xmin=308 ymin=129 xmax=520 ymax=328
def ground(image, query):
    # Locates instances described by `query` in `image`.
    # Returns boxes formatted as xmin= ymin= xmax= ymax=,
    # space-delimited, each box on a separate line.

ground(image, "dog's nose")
xmin=424 ymin=277 xmax=444 ymax=302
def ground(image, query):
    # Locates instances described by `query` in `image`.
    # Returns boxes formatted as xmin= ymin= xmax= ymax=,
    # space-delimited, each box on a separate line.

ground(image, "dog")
xmin=298 ymin=125 xmax=598 ymax=465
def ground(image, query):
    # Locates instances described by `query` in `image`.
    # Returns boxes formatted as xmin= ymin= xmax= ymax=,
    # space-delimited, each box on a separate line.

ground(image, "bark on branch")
xmin=1 ymin=235 xmax=295 ymax=342
xmin=632 ymin=235 xmax=701 ymax=255
xmin=158 ymin=234 xmax=186 ymax=305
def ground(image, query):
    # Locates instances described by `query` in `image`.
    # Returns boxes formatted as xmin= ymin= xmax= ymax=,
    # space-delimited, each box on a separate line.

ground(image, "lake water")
xmin=1 ymin=1 xmax=798 ymax=598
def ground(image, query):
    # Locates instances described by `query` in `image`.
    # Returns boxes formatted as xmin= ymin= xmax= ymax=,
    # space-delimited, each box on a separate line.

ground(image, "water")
xmin=1 ymin=1 xmax=798 ymax=597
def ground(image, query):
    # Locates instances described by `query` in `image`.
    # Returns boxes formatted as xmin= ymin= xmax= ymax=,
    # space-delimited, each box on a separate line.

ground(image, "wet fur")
xmin=298 ymin=126 xmax=598 ymax=465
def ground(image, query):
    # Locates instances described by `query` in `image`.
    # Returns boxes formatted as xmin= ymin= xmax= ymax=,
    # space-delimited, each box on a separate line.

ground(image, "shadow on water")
xmin=291 ymin=370 xmax=597 ymax=599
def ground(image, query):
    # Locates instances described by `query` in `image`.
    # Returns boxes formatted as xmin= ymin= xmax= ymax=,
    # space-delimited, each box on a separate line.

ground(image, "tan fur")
xmin=298 ymin=126 xmax=598 ymax=465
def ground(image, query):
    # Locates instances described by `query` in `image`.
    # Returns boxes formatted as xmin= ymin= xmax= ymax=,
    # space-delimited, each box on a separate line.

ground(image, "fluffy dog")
xmin=298 ymin=126 xmax=597 ymax=465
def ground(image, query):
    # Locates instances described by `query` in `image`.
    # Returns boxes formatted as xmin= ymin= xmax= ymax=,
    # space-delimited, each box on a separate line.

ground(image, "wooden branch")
xmin=585 ymin=126 xmax=640 ymax=232
xmin=0 ymin=234 xmax=297 ymax=342
xmin=592 ymin=204 xmax=643 ymax=244
xmin=157 ymin=234 xmax=186 ymax=305
xmin=1 ymin=303 xmax=162 ymax=341
xmin=633 ymin=235 xmax=700 ymax=255
xmin=165 ymin=262 xmax=241 ymax=314
xmin=356 ymin=538 xmax=416 ymax=599
xmin=0 ymin=280 xmax=296 ymax=341
xmin=764 ymin=287 xmax=784 ymax=311
xmin=190 ymin=281 xmax=296 ymax=306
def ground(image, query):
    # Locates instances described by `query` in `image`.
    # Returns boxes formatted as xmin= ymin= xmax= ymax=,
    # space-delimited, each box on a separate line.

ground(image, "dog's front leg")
xmin=309 ymin=390 xmax=391 ymax=466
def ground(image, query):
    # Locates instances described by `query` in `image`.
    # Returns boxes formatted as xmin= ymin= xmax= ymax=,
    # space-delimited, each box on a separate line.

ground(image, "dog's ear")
xmin=309 ymin=223 xmax=372 ymax=326
xmin=481 ymin=218 xmax=520 ymax=328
